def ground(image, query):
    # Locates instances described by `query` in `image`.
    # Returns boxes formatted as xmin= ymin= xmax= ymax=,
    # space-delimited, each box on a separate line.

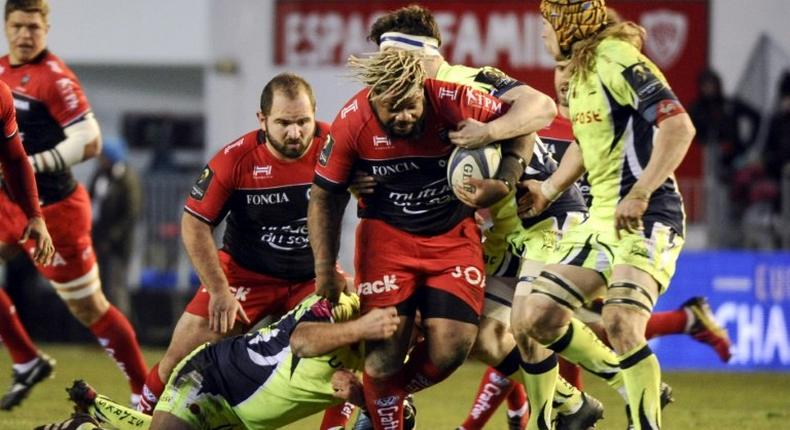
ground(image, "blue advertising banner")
xmin=652 ymin=251 xmax=790 ymax=371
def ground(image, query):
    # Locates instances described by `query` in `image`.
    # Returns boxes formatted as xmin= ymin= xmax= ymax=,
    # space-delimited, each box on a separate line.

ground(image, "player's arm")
xmin=0 ymin=132 xmax=54 ymax=264
xmin=291 ymin=306 xmax=399 ymax=358
xmin=307 ymin=185 xmax=350 ymax=303
xmin=612 ymin=59 xmax=695 ymax=235
xmin=28 ymin=114 xmax=101 ymax=173
xmin=518 ymin=140 xmax=586 ymax=218
xmin=449 ymin=68 xmax=556 ymax=148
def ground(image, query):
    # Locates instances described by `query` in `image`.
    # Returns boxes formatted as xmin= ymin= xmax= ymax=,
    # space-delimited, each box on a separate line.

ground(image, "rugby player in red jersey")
xmin=0 ymin=76 xmax=56 ymax=410
xmin=138 ymin=73 xmax=343 ymax=423
xmin=0 ymin=0 xmax=147 ymax=408
xmin=310 ymin=49 xmax=539 ymax=430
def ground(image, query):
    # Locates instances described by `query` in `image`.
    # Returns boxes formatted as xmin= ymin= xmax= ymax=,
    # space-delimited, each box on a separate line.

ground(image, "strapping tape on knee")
xmin=605 ymin=281 xmax=656 ymax=314
xmin=52 ymin=266 xmax=100 ymax=300
xmin=530 ymin=271 xmax=585 ymax=310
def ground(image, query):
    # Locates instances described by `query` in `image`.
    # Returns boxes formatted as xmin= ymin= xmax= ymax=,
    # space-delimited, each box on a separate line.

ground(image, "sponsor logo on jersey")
xmin=358 ymin=274 xmax=399 ymax=296
xmin=438 ymin=87 xmax=458 ymax=101
xmin=641 ymin=10 xmax=688 ymax=68
xmin=13 ymin=98 xmax=29 ymax=111
xmin=372 ymin=135 xmax=391 ymax=148
xmin=451 ymin=265 xmax=485 ymax=287
xmin=55 ymin=78 xmax=80 ymax=111
xmin=465 ymin=91 xmax=503 ymax=114
xmin=247 ymin=192 xmax=291 ymax=205
xmin=370 ymin=161 xmax=419 ymax=176
xmin=260 ymin=218 xmax=310 ymax=251
xmin=340 ymin=100 xmax=358 ymax=119
xmin=623 ymin=63 xmax=664 ymax=104
xmin=253 ymin=165 xmax=272 ymax=178
xmin=470 ymin=380 xmax=506 ymax=419
xmin=572 ymin=110 xmax=603 ymax=124
xmin=46 ymin=60 xmax=64 ymax=74
xmin=224 ymin=137 xmax=245 ymax=154
xmin=190 ymin=166 xmax=214 ymax=200
xmin=20 ymin=74 xmax=30 ymax=86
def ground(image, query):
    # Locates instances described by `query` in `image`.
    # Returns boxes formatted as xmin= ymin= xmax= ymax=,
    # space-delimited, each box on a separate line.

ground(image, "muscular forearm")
xmin=29 ymin=116 xmax=101 ymax=173
xmin=632 ymin=114 xmax=696 ymax=194
xmin=308 ymin=185 xmax=349 ymax=277
xmin=487 ymin=86 xmax=557 ymax=141
xmin=181 ymin=212 xmax=226 ymax=294
xmin=291 ymin=320 xmax=362 ymax=357
xmin=0 ymin=133 xmax=41 ymax=218
xmin=498 ymin=133 xmax=535 ymax=184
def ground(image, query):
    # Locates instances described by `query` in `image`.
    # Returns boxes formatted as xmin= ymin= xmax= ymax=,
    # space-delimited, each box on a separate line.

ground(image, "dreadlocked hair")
xmin=348 ymin=49 xmax=427 ymax=105
xmin=568 ymin=20 xmax=646 ymax=81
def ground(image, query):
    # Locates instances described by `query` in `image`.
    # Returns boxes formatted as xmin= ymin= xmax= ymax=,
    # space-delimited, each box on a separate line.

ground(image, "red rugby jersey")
xmin=314 ymin=79 xmax=510 ymax=235
xmin=185 ymin=123 xmax=330 ymax=281
xmin=0 ymin=50 xmax=92 ymax=204
xmin=0 ymin=80 xmax=40 ymax=218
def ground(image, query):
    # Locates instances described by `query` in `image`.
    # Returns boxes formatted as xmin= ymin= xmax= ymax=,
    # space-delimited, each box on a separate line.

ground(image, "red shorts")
xmin=184 ymin=250 xmax=315 ymax=326
xmin=354 ymin=218 xmax=485 ymax=314
xmin=0 ymin=184 xmax=96 ymax=283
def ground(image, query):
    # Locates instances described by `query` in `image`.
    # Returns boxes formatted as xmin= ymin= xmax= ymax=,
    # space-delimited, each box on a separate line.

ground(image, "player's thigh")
xmin=159 ymin=312 xmax=242 ymax=377
xmin=364 ymin=314 xmax=415 ymax=377
xmin=421 ymin=313 xmax=479 ymax=368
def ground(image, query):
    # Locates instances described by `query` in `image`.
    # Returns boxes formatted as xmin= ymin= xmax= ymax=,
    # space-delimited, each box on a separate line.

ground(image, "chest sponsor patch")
xmin=190 ymin=166 xmax=214 ymax=200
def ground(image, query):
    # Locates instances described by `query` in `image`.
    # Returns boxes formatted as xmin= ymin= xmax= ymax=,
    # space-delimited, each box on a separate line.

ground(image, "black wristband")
xmin=503 ymin=153 xmax=528 ymax=171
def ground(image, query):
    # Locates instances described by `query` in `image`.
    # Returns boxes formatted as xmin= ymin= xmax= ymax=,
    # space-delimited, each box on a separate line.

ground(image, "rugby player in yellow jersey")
xmin=514 ymin=1 xmax=696 ymax=429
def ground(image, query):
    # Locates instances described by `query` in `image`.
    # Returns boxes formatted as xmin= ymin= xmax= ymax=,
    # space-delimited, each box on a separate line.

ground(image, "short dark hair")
xmin=259 ymin=73 xmax=316 ymax=115
xmin=368 ymin=4 xmax=441 ymax=47
xmin=5 ymin=0 xmax=49 ymax=22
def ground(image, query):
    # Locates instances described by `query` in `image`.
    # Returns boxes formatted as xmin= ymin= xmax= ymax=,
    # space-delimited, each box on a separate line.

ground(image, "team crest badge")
xmin=641 ymin=10 xmax=688 ymax=68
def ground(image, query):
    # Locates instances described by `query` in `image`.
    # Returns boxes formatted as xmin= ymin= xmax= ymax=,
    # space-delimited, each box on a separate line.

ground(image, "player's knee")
xmin=601 ymin=306 xmax=645 ymax=352
xmin=63 ymin=289 xmax=110 ymax=326
xmin=469 ymin=319 xmax=511 ymax=365
xmin=432 ymin=337 xmax=473 ymax=372
xmin=513 ymin=298 xmax=569 ymax=345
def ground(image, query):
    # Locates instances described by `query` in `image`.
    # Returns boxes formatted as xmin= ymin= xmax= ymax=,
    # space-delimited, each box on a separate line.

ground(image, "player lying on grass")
xmin=37 ymin=293 xmax=404 ymax=430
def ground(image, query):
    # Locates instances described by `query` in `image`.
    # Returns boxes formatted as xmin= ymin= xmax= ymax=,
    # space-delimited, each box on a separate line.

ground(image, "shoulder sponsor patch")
xmin=474 ymin=67 xmax=521 ymax=94
xmin=190 ymin=166 xmax=213 ymax=200
xmin=318 ymin=134 xmax=335 ymax=166
xmin=622 ymin=63 xmax=665 ymax=104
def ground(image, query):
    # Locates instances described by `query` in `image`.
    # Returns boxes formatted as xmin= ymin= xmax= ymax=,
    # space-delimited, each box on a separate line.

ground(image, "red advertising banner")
xmin=275 ymin=0 xmax=708 ymax=105
xmin=275 ymin=0 xmax=708 ymax=193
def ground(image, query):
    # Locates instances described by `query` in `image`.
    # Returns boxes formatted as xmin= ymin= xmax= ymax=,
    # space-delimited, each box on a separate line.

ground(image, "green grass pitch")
xmin=1 ymin=344 xmax=788 ymax=429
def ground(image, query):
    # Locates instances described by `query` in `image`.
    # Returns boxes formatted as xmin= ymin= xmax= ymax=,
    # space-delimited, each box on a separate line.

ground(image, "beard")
xmin=269 ymin=133 xmax=309 ymax=159
xmin=384 ymin=115 xmax=425 ymax=140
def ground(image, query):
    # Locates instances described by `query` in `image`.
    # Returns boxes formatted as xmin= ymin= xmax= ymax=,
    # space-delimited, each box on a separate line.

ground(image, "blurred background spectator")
xmin=88 ymin=138 xmax=141 ymax=316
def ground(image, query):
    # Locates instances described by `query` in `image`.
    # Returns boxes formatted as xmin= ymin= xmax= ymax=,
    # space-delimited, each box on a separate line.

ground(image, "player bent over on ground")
xmin=36 ymin=294 xmax=401 ymax=430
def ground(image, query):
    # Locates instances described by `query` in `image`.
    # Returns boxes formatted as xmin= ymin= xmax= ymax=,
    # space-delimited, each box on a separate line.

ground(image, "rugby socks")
xmin=460 ymin=367 xmax=514 ymax=429
xmin=90 ymin=392 xmax=152 ymax=430
xmin=520 ymin=354 xmax=558 ymax=430
xmin=546 ymin=318 xmax=625 ymax=398
xmin=139 ymin=363 xmax=165 ymax=414
xmin=506 ymin=384 xmax=529 ymax=428
xmin=89 ymin=306 xmax=148 ymax=396
xmin=620 ymin=343 xmax=662 ymax=430
xmin=553 ymin=374 xmax=583 ymax=416
xmin=0 ymin=289 xmax=39 ymax=365
xmin=645 ymin=310 xmax=688 ymax=339
xmin=320 ymin=402 xmax=356 ymax=430
xmin=363 ymin=371 xmax=407 ymax=430
xmin=558 ymin=358 xmax=583 ymax=389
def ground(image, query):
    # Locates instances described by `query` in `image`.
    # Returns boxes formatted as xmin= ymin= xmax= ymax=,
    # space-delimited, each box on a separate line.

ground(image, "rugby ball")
xmin=447 ymin=145 xmax=501 ymax=195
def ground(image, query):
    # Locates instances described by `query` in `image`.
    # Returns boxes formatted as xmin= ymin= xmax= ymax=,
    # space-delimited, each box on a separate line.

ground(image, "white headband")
xmin=379 ymin=32 xmax=441 ymax=56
